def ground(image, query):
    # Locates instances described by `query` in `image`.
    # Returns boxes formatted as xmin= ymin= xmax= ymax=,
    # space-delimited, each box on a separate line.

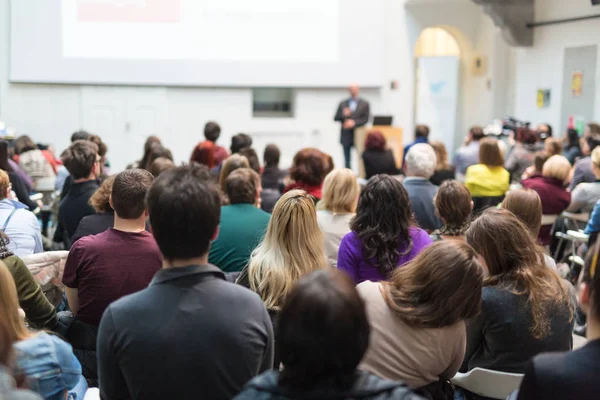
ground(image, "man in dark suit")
xmin=334 ymin=85 xmax=370 ymax=169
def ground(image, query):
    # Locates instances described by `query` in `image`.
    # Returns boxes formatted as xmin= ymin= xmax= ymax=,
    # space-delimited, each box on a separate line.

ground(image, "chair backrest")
xmin=451 ymin=368 xmax=524 ymax=399
xmin=541 ymin=214 xmax=559 ymax=226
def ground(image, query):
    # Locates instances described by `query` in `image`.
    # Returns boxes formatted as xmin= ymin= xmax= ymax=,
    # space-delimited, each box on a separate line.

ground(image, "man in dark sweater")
xmin=97 ymin=164 xmax=274 ymax=400
xmin=58 ymin=140 xmax=101 ymax=248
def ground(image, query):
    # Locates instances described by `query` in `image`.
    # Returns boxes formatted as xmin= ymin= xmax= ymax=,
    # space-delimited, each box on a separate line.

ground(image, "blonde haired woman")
xmin=317 ymin=169 xmax=359 ymax=266
xmin=238 ymin=190 xmax=327 ymax=366
xmin=0 ymin=265 xmax=87 ymax=399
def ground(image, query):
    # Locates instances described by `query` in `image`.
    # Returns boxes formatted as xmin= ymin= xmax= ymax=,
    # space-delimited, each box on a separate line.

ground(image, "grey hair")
xmin=405 ymin=143 xmax=437 ymax=179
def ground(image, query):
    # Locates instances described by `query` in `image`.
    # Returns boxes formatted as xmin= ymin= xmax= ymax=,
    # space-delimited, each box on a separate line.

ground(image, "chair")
xmin=451 ymin=368 xmax=524 ymax=399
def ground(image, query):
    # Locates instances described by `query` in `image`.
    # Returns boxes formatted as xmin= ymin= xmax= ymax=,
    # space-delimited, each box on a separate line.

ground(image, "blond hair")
xmin=429 ymin=141 xmax=450 ymax=170
xmin=0 ymin=264 xmax=30 ymax=342
xmin=247 ymin=190 xmax=327 ymax=310
xmin=0 ymin=170 xmax=9 ymax=200
xmin=592 ymin=147 xmax=600 ymax=169
xmin=219 ymin=154 xmax=249 ymax=192
xmin=317 ymin=169 xmax=359 ymax=214
xmin=542 ymin=155 xmax=571 ymax=182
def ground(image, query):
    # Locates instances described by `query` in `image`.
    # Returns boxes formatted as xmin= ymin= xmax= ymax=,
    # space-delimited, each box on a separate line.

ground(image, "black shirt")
xmin=71 ymin=212 xmax=114 ymax=244
xmin=8 ymin=171 xmax=37 ymax=211
xmin=58 ymin=180 xmax=99 ymax=249
xmin=517 ymin=339 xmax=600 ymax=400
xmin=429 ymin=168 xmax=456 ymax=186
xmin=362 ymin=149 xmax=402 ymax=180
xmin=261 ymin=166 xmax=288 ymax=191
xmin=97 ymin=264 xmax=274 ymax=400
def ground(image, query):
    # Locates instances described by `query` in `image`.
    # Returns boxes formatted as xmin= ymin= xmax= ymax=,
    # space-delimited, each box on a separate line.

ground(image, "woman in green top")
xmin=0 ymin=230 xmax=56 ymax=329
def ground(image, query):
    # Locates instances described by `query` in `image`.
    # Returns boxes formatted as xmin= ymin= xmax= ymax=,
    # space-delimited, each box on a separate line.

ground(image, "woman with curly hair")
xmin=430 ymin=180 xmax=473 ymax=242
xmin=71 ymin=176 xmax=116 ymax=243
xmin=337 ymin=175 xmax=432 ymax=284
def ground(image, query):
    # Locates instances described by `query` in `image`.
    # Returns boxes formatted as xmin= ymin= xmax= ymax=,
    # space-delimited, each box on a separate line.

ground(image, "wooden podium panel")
xmin=355 ymin=126 xmax=404 ymax=178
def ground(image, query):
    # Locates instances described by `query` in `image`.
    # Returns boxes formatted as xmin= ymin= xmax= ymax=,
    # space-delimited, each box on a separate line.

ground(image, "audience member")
xmin=0 ymin=171 xmax=42 ymax=257
xmin=196 ymin=121 xmax=229 ymax=167
xmin=505 ymin=127 xmax=541 ymax=182
xmin=463 ymin=209 xmax=575 ymax=373
xmin=71 ymin=130 xmax=90 ymax=142
xmin=403 ymin=143 xmax=442 ymax=231
xmin=567 ymin=146 xmax=600 ymax=213
xmin=148 ymin=156 xmax=175 ymax=178
xmin=59 ymin=140 xmax=101 ymax=248
xmin=219 ymin=154 xmax=250 ymax=195
xmin=429 ymin=141 xmax=455 ymax=186
xmin=338 ymin=175 xmax=432 ymax=285
xmin=316 ymin=168 xmax=359 ymax=266
xmin=430 ymin=180 xmax=472 ymax=242
xmin=284 ymin=148 xmax=327 ymax=200
xmin=261 ymin=144 xmax=288 ymax=190
xmin=0 ymin=266 xmax=87 ymax=399
xmin=239 ymin=190 xmax=326 ymax=366
xmin=521 ymin=151 xmax=548 ymax=180
xmin=88 ymin=134 xmax=109 ymax=177
xmin=231 ymin=133 xmax=253 ymax=155
xmin=236 ymin=269 xmax=423 ymax=400
xmin=189 ymin=140 xmax=216 ymax=168
xmin=130 ymin=136 xmax=161 ymax=170
xmin=544 ymin=137 xmax=563 ymax=157
xmin=13 ymin=135 xmax=58 ymax=184
xmin=521 ymin=155 xmax=571 ymax=245
xmin=238 ymin=147 xmax=261 ymax=173
xmin=209 ymin=168 xmax=270 ymax=272
xmin=1 ymin=231 xmax=56 ymax=330
xmin=359 ymin=241 xmax=483 ymax=390
xmin=517 ymin=242 xmax=600 ymax=399
xmin=563 ymin=128 xmax=583 ymax=165
xmin=98 ymin=164 xmax=273 ymax=399
xmin=71 ymin=176 xmax=116 ymax=244
xmin=403 ymin=125 xmax=430 ymax=165
xmin=585 ymin=200 xmax=600 ymax=244
xmin=570 ymin=129 xmax=600 ymax=190
xmin=362 ymin=130 xmax=402 ymax=179
xmin=465 ymin=137 xmax=510 ymax=211
xmin=0 ymin=141 xmax=37 ymax=211
xmin=454 ymin=126 xmax=485 ymax=178
xmin=63 ymin=169 xmax=161 ymax=384
xmin=141 ymin=143 xmax=173 ymax=172
xmin=537 ymin=123 xmax=553 ymax=140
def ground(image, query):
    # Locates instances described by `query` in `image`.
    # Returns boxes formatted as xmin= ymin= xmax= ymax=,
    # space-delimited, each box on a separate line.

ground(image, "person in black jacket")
xmin=0 ymin=141 xmax=38 ymax=212
xmin=235 ymin=269 xmax=423 ymax=400
xmin=71 ymin=176 xmax=115 ymax=244
xmin=334 ymin=85 xmax=370 ymax=169
xmin=362 ymin=130 xmax=402 ymax=179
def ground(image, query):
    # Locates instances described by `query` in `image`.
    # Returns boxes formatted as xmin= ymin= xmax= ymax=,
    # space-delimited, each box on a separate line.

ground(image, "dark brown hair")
xmin=13 ymin=136 xmax=37 ymax=155
xmin=62 ymin=140 xmax=99 ymax=179
xmin=111 ymin=169 xmax=154 ymax=219
xmin=204 ymin=121 xmax=221 ymax=142
xmin=415 ymin=124 xmax=430 ymax=139
xmin=466 ymin=208 xmax=572 ymax=339
xmin=88 ymin=135 xmax=108 ymax=158
xmin=149 ymin=157 xmax=175 ymax=178
xmin=138 ymin=136 xmax=162 ymax=168
xmin=434 ymin=180 xmax=472 ymax=232
xmin=470 ymin=126 xmax=484 ymax=141
xmin=238 ymin=148 xmax=261 ymax=173
xmin=383 ymin=241 xmax=483 ymax=328
xmin=501 ymin=189 xmax=542 ymax=237
xmin=89 ymin=175 xmax=115 ymax=213
xmin=588 ymin=123 xmax=600 ymax=135
xmin=141 ymin=143 xmax=173 ymax=172
xmin=533 ymin=151 xmax=549 ymax=174
xmin=544 ymin=138 xmax=563 ymax=157
xmin=264 ymin=144 xmax=280 ymax=167
xmin=290 ymin=148 xmax=327 ymax=187
xmin=516 ymin=127 xmax=538 ymax=145
xmin=225 ymin=168 xmax=259 ymax=205
xmin=479 ymin=137 xmax=504 ymax=167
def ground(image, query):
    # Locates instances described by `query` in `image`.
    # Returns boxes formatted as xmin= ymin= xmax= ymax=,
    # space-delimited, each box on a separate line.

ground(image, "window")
xmin=252 ymin=88 xmax=294 ymax=118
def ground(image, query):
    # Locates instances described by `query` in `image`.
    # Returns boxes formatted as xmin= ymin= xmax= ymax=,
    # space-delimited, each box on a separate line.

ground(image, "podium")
xmin=355 ymin=126 xmax=404 ymax=178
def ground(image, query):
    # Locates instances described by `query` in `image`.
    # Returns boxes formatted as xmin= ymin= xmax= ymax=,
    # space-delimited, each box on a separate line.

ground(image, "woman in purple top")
xmin=337 ymin=175 xmax=432 ymax=284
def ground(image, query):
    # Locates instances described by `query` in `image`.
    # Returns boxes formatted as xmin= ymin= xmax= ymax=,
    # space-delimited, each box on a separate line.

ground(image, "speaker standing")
xmin=334 ymin=85 xmax=370 ymax=169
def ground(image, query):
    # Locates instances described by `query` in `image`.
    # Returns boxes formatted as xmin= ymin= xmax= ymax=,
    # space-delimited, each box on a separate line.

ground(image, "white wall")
xmin=0 ymin=0 xmax=512 ymax=172
xmin=514 ymin=0 xmax=600 ymax=131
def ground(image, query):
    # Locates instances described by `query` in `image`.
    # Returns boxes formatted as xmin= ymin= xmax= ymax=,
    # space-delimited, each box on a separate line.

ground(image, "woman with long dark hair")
xmin=0 ymin=141 xmax=38 ymax=212
xmin=337 ymin=175 xmax=432 ymax=284
xmin=563 ymin=128 xmax=583 ymax=165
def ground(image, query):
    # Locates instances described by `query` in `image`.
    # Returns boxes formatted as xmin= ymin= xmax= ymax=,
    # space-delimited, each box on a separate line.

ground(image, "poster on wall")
xmin=537 ymin=89 xmax=551 ymax=108
xmin=572 ymin=71 xmax=583 ymax=97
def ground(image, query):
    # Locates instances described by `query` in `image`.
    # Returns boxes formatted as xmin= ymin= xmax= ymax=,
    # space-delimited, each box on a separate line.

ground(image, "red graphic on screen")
xmin=77 ymin=0 xmax=181 ymax=22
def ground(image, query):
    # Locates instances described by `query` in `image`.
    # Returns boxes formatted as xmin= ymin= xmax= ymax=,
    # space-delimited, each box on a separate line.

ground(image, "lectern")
xmin=355 ymin=126 xmax=404 ymax=178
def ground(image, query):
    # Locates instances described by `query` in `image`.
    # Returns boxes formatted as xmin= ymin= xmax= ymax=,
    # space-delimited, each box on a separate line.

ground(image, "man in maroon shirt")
xmin=62 ymin=168 xmax=162 ymax=385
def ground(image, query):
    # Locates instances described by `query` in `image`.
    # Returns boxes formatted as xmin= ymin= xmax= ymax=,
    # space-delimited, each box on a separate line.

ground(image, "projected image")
xmin=61 ymin=0 xmax=340 ymax=62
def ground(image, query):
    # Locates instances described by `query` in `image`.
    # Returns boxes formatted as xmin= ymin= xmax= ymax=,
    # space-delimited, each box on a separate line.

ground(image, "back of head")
xmin=13 ymin=136 xmax=36 ymax=155
xmin=544 ymin=138 xmax=562 ymax=157
xmin=434 ymin=180 xmax=472 ymax=232
xmin=278 ymin=269 xmax=370 ymax=389
xmin=149 ymin=157 xmax=175 ymax=178
xmin=238 ymin=148 xmax=260 ymax=173
xmin=0 ymin=141 xmax=11 ymax=172
xmin=533 ymin=151 xmax=549 ymax=174
xmin=429 ymin=140 xmax=449 ymax=170
xmin=405 ymin=143 xmax=436 ymax=178
xmin=62 ymin=140 xmax=99 ymax=179
xmin=112 ymin=169 xmax=154 ymax=219
xmin=567 ymin=129 xmax=580 ymax=148
xmin=230 ymin=133 xmax=253 ymax=154
xmin=516 ymin=127 xmax=538 ymax=145
xmin=90 ymin=175 xmax=115 ymax=213
xmin=0 ymin=170 xmax=9 ymax=201
xmin=319 ymin=168 xmax=359 ymax=214
xmin=351 ymin=175 xmax=413 ymax=277
xmin=542 ymin=155 xmax=571 ymax=182
xmin=219 ymin=154 xmax=250 ymax=192
xmin=248 ymin=190 xmax=326 ymax=310
xmin=588 ymin=123 xmax=600 ymax=136
xmin=191 ymin=141 xmax=216 ymax=169
xmin=415 ymin=124 xmax=430 ymax=139
xmin=365 ymin=131 xmax=386 ymax=151
xmin=470 ymin=126 xmax=484 ymax=141
xmin=146 ymin=164 xmax=220 ymax=261
xmin=479 ymin=137 xmax=504 ymax=167
xmin=140 ymin=136 xmax=162 ymax=167
xmin=143 ymin=144 xmax=173 ymax=171
xmin=501 ymin=189 xmax=542 ymax=238
xmin=587 ymin=135 xmax=600 ymax=154
xmin=263 ymin=144 xmax=280 ymax=167
xmin=290 ymin=148 xmax=327 ymax=187
xmin=383 ymin=241 xmax=483 ymax=328
xmin=466 ymin=208 xmax=570 ymax=338
xmin=71 ymin=130 xmax=90 ymax=143
xmin=225 ymin=168 xmax=259 ymax=205
xmin=88 ymin=134 xmax=108 ymax=158
xmin=0 ymin=264 xmax=28 ymax=342
xmin=204 ymin=121 xmax=221 ymax=142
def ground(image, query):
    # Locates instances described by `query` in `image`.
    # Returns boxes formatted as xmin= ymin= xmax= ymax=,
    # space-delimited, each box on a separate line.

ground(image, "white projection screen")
xmin=10 ymin=0 xmax=385 ymax=87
